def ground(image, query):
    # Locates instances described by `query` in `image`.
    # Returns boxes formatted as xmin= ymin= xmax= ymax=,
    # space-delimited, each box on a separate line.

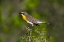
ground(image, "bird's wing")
xmin=26 ymin=14 xmax=44 ymax=24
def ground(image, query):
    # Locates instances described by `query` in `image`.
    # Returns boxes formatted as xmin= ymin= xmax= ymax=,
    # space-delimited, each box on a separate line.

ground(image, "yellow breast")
xmin=21 ymin=14 xmax=28 ymax=22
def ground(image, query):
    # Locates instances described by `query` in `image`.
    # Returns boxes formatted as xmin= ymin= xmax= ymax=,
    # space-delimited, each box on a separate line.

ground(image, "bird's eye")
xmin=19 ymin=12 xmax=24 ymax=14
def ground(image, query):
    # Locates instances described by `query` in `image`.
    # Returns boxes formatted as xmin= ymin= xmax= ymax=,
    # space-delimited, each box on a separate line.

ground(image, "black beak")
xmin=19 ymin=12 xmax=22 ymax=14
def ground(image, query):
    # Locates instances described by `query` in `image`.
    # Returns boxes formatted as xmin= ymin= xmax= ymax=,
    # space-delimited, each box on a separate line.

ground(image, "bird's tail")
xmin=39 ymin=22 xmax=51 ymax=25
xmin=37 ymin=21 xmax=47 ymax=24
xmin=37 ymin=21 xmax=51 ymax=25
xmin=42 ymin=22 xmax=52 ymax=26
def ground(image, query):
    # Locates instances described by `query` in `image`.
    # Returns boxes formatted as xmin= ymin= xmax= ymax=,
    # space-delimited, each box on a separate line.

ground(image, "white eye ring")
xmin=21 ymin=12 xmax=24 ymax=13
xmin=21 ymin=12 xmax=26 ymax=14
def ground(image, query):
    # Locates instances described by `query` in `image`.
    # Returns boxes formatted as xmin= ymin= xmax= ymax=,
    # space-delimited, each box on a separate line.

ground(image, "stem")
xmin=25 ymin=26 xmax=32 ymax=42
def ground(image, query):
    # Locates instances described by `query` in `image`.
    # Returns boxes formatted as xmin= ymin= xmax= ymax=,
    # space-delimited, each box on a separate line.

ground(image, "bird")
xmin=19 ymin=12 xmax=49 ymax=26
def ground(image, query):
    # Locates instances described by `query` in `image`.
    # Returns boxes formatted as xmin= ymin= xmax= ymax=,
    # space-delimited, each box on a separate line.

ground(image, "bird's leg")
xmin=33 ymin=23 xmax=39 ymax=26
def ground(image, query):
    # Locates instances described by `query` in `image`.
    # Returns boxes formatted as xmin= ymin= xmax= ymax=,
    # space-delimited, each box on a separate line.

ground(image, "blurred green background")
xmin=0 ymin=0 xmax=64 ymax=42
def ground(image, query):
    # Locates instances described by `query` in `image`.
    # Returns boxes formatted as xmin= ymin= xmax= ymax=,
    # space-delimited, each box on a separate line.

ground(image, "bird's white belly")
xmin=27 ymin=21 xmax=34 ymax=26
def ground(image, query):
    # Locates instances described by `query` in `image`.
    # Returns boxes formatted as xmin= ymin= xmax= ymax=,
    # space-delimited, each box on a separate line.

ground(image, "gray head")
xmin=19 ymin=12 xmax=28 ymax=15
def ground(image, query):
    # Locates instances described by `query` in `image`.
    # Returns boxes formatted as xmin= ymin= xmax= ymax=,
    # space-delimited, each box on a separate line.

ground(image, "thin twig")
xmin=25 ymin=26 xmax=32 ymax=42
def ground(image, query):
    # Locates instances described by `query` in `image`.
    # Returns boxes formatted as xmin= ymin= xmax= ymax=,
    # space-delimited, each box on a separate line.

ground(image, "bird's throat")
xmin=21 ymin=14 xmax=28 ymax=22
